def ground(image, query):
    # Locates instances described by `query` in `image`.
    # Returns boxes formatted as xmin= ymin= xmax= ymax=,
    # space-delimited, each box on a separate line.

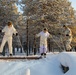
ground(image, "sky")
xmin=69 ymin=0 xmax=76 ymax=10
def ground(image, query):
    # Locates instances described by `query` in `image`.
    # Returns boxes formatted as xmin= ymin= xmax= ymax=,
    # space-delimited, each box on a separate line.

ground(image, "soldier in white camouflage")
xmin=62 ymin=25 xmax=72 ymax=51
xmin=36 ymin=28 xmax=52 ymax=57
xmin=0 ymin=21 xmax=18 ymax=56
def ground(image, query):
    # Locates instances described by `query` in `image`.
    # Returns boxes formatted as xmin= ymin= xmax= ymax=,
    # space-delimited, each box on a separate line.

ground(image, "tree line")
xmin=0 ymin=0 xmax=76 ymax=48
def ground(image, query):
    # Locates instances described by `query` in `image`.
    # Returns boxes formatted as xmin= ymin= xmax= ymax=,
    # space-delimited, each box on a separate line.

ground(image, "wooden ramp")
xmin=0 ymin=56 xmax=42 ymax=60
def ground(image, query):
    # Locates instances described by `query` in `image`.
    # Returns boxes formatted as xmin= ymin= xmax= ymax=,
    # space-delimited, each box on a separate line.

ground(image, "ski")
xmin=0 ymin=56 xmax=42 ymax=60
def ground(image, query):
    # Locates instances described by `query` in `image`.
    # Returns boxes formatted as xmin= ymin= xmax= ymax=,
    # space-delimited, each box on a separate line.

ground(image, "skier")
xmin=62 ymin=25 xmax=72 ymax=51
xmin=36 ymin=28 xmax=52 ymax=58
xmin=0 ymin=21 xmax=18 ymax=56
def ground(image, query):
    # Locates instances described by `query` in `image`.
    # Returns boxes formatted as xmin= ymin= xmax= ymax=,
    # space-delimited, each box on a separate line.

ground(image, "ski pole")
xmin=17 ymin=35 xmax=23 ymax=53
xmin=59 ymin=34 xmax=66 ymax=51
xmin=51 ymin=35 xmax=63 ymax=52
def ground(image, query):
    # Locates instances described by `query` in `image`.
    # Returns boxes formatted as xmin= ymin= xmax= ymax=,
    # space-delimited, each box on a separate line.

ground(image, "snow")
xmin=58 ymin=52 xmax=76 ymax=67
xmin=58 ymin=52 xmax=76 ymax=75
xmin=0 ymin=52 xmax=76 ymax=75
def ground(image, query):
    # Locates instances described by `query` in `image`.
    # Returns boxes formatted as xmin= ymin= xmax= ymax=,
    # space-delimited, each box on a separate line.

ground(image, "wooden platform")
xmin=0 ymin=56 xmax=42 ymax=60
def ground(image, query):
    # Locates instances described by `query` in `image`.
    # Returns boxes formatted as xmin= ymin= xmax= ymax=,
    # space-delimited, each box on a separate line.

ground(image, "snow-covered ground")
xmin=0 ymin=52 xmax=76 ymax=75
xmin=58 ymin=52 xmax=76 ymax=75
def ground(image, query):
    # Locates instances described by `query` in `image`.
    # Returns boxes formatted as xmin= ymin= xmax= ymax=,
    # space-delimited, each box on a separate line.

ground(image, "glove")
xmin=16 ymin=33 xmax=18 ymax=36
xmin=0 ymin=30 xmax=2 ymax=33
xmin=13 ymin=33 xmax=15 ymax=36
xmin=66 ymin=34 xmax=69 ymax=36
xmin=58 ymin=33 xmax=61 ymax=35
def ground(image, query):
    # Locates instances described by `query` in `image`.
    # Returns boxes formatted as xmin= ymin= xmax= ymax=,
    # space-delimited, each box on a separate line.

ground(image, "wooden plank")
xmin=0 ymin=56 xmax=42 ymax=60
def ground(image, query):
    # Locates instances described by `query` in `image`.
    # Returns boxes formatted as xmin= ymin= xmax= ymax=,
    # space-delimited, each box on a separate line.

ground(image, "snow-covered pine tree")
xmin=21 ymin=0 xmax=75 ymax=37
xmin=0 ymin=0 xmax=20 ymax=26
xmin=21 ymin=0 xmax=76 ymax=52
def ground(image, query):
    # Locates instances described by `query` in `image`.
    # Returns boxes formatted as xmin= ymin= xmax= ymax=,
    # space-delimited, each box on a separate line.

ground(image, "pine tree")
xmin=21 ymin=0 xmax=75 ymax=37
xmin=21 ymin=0 xmax=76 ymax=50
xmin=0 ymin=0 xmax=19 ymax=26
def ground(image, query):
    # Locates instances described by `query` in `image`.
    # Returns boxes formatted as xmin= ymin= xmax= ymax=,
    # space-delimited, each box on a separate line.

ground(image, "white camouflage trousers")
xmin=0 ymin=35 xmax=12 ymax=54
xmin=65 ymin=40 xmax=71 ymax=51
xmin=40 ymin=45 xmax=47 ymax=54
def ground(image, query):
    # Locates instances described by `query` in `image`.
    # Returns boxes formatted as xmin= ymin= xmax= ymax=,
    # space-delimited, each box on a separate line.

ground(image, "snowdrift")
xmin=58 ymin=52 xmax=76 ymax=75
xmin=0 ymin=53 xmax=62 ymax=75
xmin=0 ymin=52 xmax=76 ymax=75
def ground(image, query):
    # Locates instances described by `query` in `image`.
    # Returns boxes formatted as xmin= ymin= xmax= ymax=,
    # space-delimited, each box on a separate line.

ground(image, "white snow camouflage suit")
xmin=0 ymin=25 xmax=17 ymax=54
xmin=63 ymin=27 xmax=72 ymax=51
xmin=36 ymin=31 xmax=50 ymax=54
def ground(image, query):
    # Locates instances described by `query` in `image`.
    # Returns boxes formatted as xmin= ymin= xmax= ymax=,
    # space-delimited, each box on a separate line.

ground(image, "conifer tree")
xmin=0 ymin=0 xmax=19 ymax=26
xmin=21 ymin=0 xmax=75 ymax=36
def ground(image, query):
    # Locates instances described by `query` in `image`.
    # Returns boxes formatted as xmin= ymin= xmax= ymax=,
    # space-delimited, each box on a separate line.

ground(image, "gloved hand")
xmin=13 ymin=33 xmax=15 ymax=36
xmin=16 ymin=33 xmax=18 ymax=36
xmin=66 ymin=34 xmax=69 ymax=36
xmin=0 ymin=30 xmax=2 ymax=33
xmin=58 ymin=33 xmax=61 ymax=35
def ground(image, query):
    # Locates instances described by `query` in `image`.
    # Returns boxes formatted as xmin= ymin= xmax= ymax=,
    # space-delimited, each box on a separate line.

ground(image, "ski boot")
xmin=9 ymin=54 xmax=13 ymax=56
xmin=40 ymin=53 xmax=43 ymax=58
xmin=44 ymin=53 xmax=46 ymax=58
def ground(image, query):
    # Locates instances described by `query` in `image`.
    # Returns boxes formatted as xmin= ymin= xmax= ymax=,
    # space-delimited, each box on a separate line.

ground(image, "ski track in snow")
xmin=0 ymin=53 xmax=64 ymax=75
